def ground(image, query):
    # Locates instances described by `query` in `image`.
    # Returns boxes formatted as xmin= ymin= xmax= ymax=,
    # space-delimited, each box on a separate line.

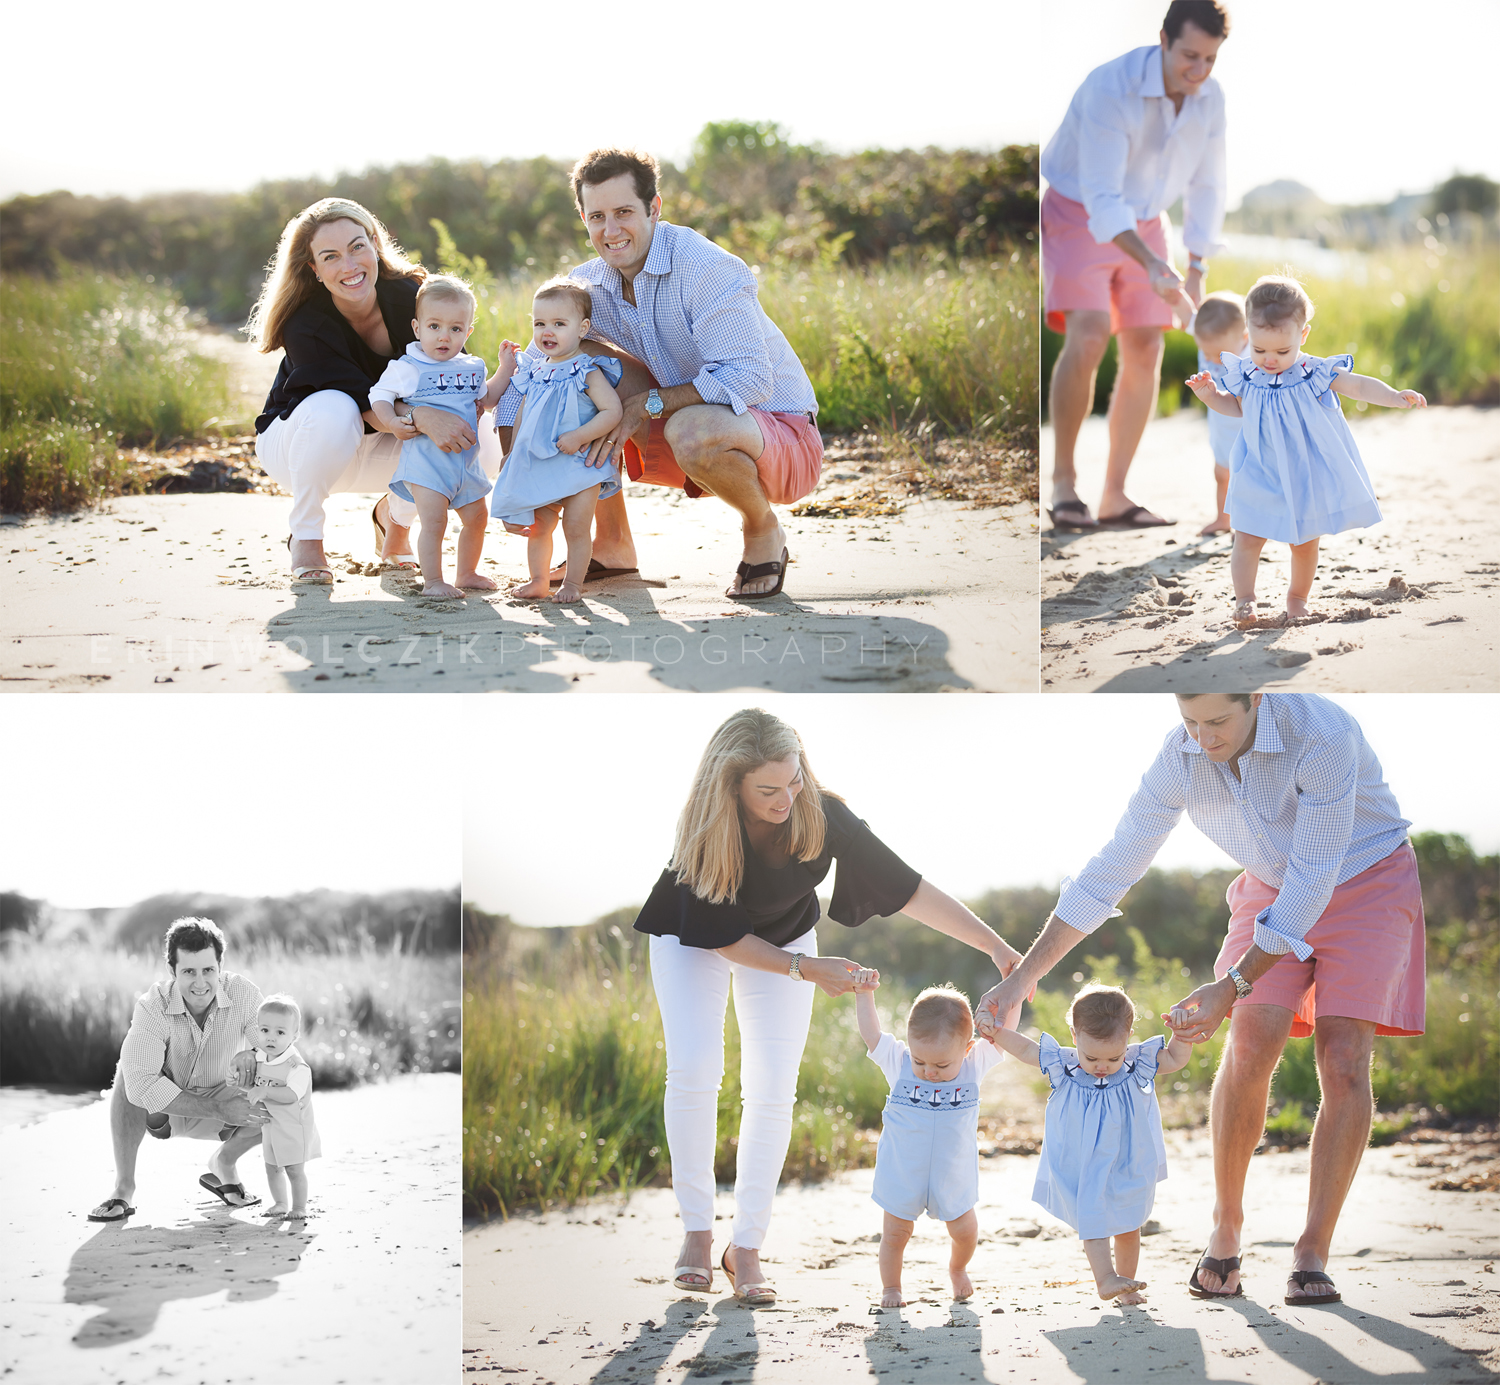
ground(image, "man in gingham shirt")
xmin=976 ymin=694 xmax=1424 ymax=1309
xmin=88 ymin=917 xmax=269 ymax=1221
xmin=494 ymin=147 xmax=822 ymax=599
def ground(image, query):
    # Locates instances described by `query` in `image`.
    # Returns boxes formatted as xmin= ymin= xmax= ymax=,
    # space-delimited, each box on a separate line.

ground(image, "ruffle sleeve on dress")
xmin=1037 ymin=1032 xmax=1069 ymax=1090
xmin=1306 ymin=353 xmax=1354 ymax=410
xmin=1129 ymin=1033 xmax=1168 ymax=1082
xmin=1220 ymin=352 xmax=1253 ymax=398
xmin=511 ymin=360 xmax=537 ymax=396
xmin=580 ymin=355 xmax=624 ymax=390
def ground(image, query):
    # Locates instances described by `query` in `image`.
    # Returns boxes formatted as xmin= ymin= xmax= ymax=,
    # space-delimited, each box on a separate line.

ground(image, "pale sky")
xmin=463 ymin=694 xmax=1500 ymax=927
xmin=1038 ymin=0 xmax=1500 ymax=209
xmin=3 ymin=700 xmax=460 ymax=908
xmin=0 ymin=0 xmax=1041 ymax=202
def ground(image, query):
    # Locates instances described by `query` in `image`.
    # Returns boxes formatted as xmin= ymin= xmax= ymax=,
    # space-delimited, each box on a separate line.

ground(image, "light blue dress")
xmin=868 ymin=1032 xmax=1001 ymax=1223
xmin=1221 ymin=351 xmax=1382 ymax=545
xmin=1033 ymin=1033 xmax=1168 ymax=1240
xmin=489 ymin=354 xmax=623 ymax=527
xmin=380 ymin=346 xmax=493 ymax=509
xmin=1198 ymin=348 xmax=1242 ymax=465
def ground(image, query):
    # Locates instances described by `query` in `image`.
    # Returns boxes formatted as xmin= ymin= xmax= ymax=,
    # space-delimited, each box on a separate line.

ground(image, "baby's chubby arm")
xmin=256 ymin=1082 xmax=300 ymax=1105
xmin=851 ymin=969 xmax=884 ymax=1052
xmin=480 ymin=341 xmax=523 ymax=411
xmin=1185 ymin=371 xmax=1244 ymax=418
xmin=1155 ymin=1008 xmax=1197 ymax=1075
xmin=986 ymin=1021 xmax=1042 ymax=1068
xmin=1330 ymin=371 xmax=1426 ymax=409
xmin=557 ymin=371 xmax=625 ymax=456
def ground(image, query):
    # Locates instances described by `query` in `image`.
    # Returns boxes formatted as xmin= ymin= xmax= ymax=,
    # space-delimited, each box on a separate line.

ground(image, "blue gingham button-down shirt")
xmin=1041 ymin=45 xmax=1227 ymax=256
xmin=118 ymin=971 xmax=262 ymax=1113
xmin=1055 ymin=695 xmax=1411 ymax=960
xmin=495 ymin=220 xmax=817 ymax=425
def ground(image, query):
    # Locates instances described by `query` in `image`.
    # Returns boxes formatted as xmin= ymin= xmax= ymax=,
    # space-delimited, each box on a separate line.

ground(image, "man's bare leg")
xmin=1288 ymin=1016 xmax=1377 ymax=1301
xmin=1196 ymin=1003 xmax=1294 ymax=1295
xmin=208 ymin=1123 xmax=264 ymax=1189
xmin=93 ymin=1075 xmax=150 ymax=1211
xmin=664 ymin=405 xmax=783 ymax=596
xmin=1099 ymin=325 xmax=1167 ymax=523
xmin=1049 ymin=310 xmax=1111 ymax=518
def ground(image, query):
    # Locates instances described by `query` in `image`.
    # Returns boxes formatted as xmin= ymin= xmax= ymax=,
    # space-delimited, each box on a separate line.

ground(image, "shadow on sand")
xmin=65 ymin=1211 xmax=313 ymax=1348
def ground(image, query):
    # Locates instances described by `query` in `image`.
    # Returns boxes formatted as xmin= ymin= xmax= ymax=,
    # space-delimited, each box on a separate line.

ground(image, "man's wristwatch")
xmin=788 ymin=954 xmax=804 ymax=981
xmin=644 ymin=389 xmax=665 ymax=420
xmin=1226 ymin=965 xmax=1253 ymax=1000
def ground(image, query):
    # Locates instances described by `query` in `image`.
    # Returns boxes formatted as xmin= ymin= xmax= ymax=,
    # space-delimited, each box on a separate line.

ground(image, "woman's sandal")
xmin=286 ymin=535 xmax=333 ymax=586
xmin=672 ymin=1264 xmax=713 ymax=1293
xmin=721 ymin=1246 xmax=777 ymax=1306
xmin=1188 ymin=1250 xmax=1245 ymax=1299
xmin=1285 ymin=1269 xmax=1341 ymax=1305
xmin=371 ymin=499 xmax=420 ymax=569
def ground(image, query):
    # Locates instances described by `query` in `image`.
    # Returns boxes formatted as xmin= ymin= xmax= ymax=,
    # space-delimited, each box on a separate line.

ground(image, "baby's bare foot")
xmin=1199 ymin=516 xmax=1232 ymax=537
xmin=1286 ymin=594 xmax=1311 ymax=620
xmin=456 ymin=571 xmax=499 ymax=591
xmin=260 ymin=1205 xmax=289 ymax=1218
xmin=880 ymin=1286 xmax=906 ymax=1309
xmin=551 ymin=580 xmax=583 ymax=604
xmin=1097 ymin=1274 xmax=1147 ymax=1301
xmin=1233 ymin=598 xmax=1258 ymax=630
xmin=421 ymin=580 xmax=465 ymax=599
xmin=511 ymin=576 xmax=551 ymax=600
xmin=1115 ymin=1289 xmax=1148 ymax=1305
xmin=950 ymin=1268 xmax=973 ymax=1301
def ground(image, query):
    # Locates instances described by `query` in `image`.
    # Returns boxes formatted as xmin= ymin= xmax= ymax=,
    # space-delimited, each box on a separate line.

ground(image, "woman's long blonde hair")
xmin=671 ymin=708 xmax=842 ymax=905
xmin=243 ymin=198 xmax=425 ymax=353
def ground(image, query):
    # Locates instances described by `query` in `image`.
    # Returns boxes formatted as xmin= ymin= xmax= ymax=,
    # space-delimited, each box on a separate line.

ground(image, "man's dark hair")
xmin=1178 ymin=693 xmax=1253 ymax=709
xmin=571 ymin=147 xmax=659 ymax=214
xmin=164 ymin=916 xmax=226 ymax=969
xmin=1163 ymin=1 xmax=1230 ymax=42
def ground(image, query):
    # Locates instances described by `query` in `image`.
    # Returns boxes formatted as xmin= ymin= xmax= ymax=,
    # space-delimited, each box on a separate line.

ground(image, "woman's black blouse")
xmin=633 ymin=797 xmax=922 ymax=949
xmin=255 ymin=275 xmax=421 ymax=433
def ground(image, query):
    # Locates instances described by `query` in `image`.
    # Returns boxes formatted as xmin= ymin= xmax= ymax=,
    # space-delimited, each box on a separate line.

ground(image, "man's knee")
xmin=1314 ymin=1028 xmax=1375 ymax=1097
xmin=1220 ymin=1015 xmax=1288 ymax=1079
xmin=1059 ymin=313 xmax=1112 ymax=363
xmin=663 ymin=407 xmax=755 ymax=475
xmin=1116 ymin=328 xmax=1165 ymax=370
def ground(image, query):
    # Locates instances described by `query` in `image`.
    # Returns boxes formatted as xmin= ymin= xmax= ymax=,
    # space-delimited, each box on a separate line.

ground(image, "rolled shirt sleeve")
xmin=1181 ymin=96 xmax=1228 ymax=258
xmin=1251 ymin=733 xmax=1359 ymax=961
xmin=683 ymin=261 xmax=775 ymax=416
xmin=1077 ymin=85 xmax=1141 ymax=246
xmin=1054 ymin=734 xmax=1188 ymax=932
xmin=118 ymin=997 xmax=180 ymax=1114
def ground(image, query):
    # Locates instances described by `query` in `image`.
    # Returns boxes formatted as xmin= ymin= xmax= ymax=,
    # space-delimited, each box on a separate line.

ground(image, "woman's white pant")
xmin=255 ymin=389 xmax=504 ymax=540
xmin=649 ymin=928 xmax=818 ymax=1251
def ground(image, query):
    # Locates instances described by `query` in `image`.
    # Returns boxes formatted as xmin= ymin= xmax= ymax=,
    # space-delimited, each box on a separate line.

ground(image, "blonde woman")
xmin=633 ymin=708 xmax=1027 ymax=1305
xmin=246 ymin=198 xmax=504 ymax=583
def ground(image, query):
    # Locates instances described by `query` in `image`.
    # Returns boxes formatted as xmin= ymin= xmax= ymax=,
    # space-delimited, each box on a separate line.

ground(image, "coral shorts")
xmin=622 ymin=408 xmax=823 ymax=506
xmin=1041 ymin=188 xmax=1177 ymax=336
xmin=1213 ymin=843 xmax=1426 ymax=1038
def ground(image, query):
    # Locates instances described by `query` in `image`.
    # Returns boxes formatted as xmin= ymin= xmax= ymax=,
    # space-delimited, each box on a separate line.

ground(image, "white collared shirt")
xmin=117 ymin=970 xmax=263 ymax=1113
xmin=1041 ymin=45 xmax=1227 ymax=256
xmin=1054 ymin=695 xmax=1411 ymax=960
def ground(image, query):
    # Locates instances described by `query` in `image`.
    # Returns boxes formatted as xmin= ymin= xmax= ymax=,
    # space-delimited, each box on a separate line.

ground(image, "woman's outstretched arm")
xmin=715 ymin=933 xmax=865 ymax=996
xmin=899 ymin=879 xmax=1022 ymax=973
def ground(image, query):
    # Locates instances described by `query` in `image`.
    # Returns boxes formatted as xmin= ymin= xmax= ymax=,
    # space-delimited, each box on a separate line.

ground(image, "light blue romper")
xmin=868 ymin=1032 xmax=1002 ymax=1223
xmin=1199 ymin=348 xmax=1243 ymax=465
xmin=375 ymin=346 xmax=493 ymax=509
xmin=1032 ymin=1033 xmax=1168 ymax=1240
xmin=489 ymin=354 xmax=623 ymax=527
xmin=1221 ymin=351 xmax=1382 ymax=545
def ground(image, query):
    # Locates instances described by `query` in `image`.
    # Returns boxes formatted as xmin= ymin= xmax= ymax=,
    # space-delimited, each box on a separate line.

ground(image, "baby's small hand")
xmin=1398 ymin=389 xmax=1427 ymax=409
xmin=502 ymin=520 xmax=535 ymax=537
xmin=497 ymin=340 xmax=521 ymax=367
xmin=555 ymin=430 xmax=585 ymax=456
xmin=1163 ymin=1005 xmax=1195 ymax=1035
xmin=1184 ymin=371 xmax=1215 ymax=397
xmin=851 ymin=967 xmax=880 ymax=992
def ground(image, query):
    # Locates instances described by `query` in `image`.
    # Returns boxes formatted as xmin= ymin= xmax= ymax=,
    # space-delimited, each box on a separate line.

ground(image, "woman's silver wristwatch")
xmin=1226 ymin=965 xmax=1253 ymax=999
xmin=788 ymin=954 xmax=804 ymax=981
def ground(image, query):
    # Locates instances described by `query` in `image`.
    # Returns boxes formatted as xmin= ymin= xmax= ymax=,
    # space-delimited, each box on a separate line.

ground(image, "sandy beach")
xmin=464 ymin=1130 xmax=1500 ymax=1385
xmin=0 ymin=484 xmax=1036 ymax=694
xmin=0 ymin=1073 xmax=459 ymax=1385
xmin=1040 ymin=407 xmax=1500 ymax=692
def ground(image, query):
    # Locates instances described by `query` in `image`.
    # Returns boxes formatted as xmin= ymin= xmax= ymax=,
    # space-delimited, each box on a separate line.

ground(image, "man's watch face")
xmin=646 ymin=391 xmax=663 ymax=418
